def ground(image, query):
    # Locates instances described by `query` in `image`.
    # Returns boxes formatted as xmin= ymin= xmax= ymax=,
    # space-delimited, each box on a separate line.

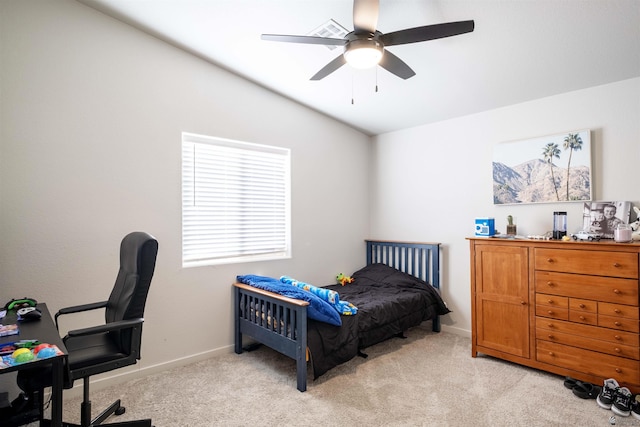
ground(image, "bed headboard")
xmin=365 ymin=240 xmax=441 ymax=290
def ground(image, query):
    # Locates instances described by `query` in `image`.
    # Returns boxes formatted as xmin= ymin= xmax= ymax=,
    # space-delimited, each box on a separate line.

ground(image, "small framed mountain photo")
xmin=493 ymin=129 xmax=592 ymax=205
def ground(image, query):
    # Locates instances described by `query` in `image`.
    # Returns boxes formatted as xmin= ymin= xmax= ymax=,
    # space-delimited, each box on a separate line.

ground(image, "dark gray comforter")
xmin=307 ymin=263 xmax=451 ymax=378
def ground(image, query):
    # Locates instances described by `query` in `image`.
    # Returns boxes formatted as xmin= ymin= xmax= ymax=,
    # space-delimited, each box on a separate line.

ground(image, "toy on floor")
xmin=336 ymin=273 xmax=354 ymax=286
xmin=630 ymin=206 xmax=640 ymax=241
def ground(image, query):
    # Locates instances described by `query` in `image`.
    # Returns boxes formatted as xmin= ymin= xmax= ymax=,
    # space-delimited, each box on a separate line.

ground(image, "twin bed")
xmin=233 ymin=240 xmax=449 ymax=391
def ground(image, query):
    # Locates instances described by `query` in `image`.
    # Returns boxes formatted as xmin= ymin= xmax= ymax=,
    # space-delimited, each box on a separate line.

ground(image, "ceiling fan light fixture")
xmin=344 ymin=39 xmax=383 ymax=69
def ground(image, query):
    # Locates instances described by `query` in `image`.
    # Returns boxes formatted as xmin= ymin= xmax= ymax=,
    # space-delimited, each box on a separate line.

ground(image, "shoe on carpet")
xmin=571 ymin=381 xmax=601 ymax=399
xmin=597 ymin=378 xmax=620 ymax=409
xmin=564 ymin=376 xmax=578 ymax=389
xmin=631 ymin=394 xmax=640 ymax=420
xmin=612 ymin=387 xmax=633 ymax=417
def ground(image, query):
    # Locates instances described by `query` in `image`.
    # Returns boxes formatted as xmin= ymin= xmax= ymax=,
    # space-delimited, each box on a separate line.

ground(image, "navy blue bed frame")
xmin=234 ymin=240 xmax=442 ymax=392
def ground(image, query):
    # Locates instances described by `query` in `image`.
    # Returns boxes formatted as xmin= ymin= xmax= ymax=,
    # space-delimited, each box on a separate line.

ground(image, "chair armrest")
xmin=64 ymin=318 xmax=144 ymax=340
xmin=57 ymin=301 xmax=108 ymax=316
xmin=55 ymin=301 xmax=108 ymax=330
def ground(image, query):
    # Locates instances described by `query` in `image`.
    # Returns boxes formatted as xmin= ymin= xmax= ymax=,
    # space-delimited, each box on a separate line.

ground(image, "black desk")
xmin=1 ymin=304 xmax=67 ymax=427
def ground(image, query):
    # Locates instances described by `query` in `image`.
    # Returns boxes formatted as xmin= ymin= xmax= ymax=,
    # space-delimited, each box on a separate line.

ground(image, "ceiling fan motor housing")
xmin=344 ymin=33 xmax=384 ymax=69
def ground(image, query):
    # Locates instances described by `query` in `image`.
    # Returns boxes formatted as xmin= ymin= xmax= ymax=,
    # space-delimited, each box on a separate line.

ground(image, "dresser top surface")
xmin=468 ymin=237 xmax=640 ymax=251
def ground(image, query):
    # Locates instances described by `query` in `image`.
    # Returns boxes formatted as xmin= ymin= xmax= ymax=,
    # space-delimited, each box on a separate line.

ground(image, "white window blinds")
xmin=182 ymin=133 xmax=291 ymax=267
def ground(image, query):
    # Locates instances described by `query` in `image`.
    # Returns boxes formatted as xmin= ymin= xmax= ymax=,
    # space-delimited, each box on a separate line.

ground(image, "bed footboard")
xmin=233 ymin=282 xmax=309 ymax=391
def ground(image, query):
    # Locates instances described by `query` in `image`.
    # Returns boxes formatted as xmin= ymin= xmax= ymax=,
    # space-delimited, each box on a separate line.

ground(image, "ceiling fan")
xmin=261 ymin=0 xmax=474 ymax=81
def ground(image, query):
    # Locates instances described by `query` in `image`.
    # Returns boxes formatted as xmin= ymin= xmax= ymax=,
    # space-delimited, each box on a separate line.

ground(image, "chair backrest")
xmin=105 ymin=232 xmax=158 ymax=352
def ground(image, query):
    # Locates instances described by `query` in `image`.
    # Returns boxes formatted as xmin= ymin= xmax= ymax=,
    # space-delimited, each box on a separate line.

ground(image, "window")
xmin=182 ymin=133 xmax=291 ymax=267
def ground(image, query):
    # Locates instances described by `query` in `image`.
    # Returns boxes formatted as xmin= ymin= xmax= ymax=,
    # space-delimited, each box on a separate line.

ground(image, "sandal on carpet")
xmin=564 ymin=376 xmax=578 ymax=389
xmin=572 ymin=381 xmax=602 ymax=399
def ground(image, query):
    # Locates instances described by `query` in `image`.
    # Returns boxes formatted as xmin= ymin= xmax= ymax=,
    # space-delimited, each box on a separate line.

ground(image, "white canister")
xmin=614 ymin=224 xmax=632 ymax=243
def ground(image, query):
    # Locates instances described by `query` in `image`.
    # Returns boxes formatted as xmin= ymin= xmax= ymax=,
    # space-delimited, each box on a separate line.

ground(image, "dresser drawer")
xmin=599 ymin=314 xmax=640 ymax=333
xmin=536 ymin=293 xmax=568 ymax=308
xmin=535 ymin=271 xmax=638 ymax=305
xmin=536 ymin=327 xmax=640 ymax=360
xmin=569 ymin=311 xmax=598 ymax=325
xmin=535 ymin=248 xmax=638 ymax=278
xmin=536 ymin=317 xmax=640 ymax=347
xmin=599 ymin=302 xmax=640 ymax=320
xmin=537 ymin=340 xmax=639 ymax=384
xmin=570 ymin=298 xmax=597 ymax=314
xmin=536 ymin=305 xmax=568 ymax=320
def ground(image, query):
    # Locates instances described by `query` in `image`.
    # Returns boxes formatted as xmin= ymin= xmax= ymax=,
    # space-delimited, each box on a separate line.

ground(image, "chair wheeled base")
xmin=58 ymin=376 xmax=152 ymax=427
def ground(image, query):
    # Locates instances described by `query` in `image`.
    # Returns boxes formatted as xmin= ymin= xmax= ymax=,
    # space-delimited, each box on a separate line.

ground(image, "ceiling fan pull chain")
xmin=375 ymin=67 xmax=379 ymax=93
xmin=351 ymin=72 xmax=355 ymax=104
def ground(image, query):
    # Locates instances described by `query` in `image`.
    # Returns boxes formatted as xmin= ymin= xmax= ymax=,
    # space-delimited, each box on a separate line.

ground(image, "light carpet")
xmin=55 ymin=324 xmax=636 ymax=426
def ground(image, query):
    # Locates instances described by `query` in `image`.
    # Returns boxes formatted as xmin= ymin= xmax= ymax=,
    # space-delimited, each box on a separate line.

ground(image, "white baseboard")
xmin=440 ymin=324 xmax=471 ymax=338
xmin=61 ymin=344 xmax=235 ymax=400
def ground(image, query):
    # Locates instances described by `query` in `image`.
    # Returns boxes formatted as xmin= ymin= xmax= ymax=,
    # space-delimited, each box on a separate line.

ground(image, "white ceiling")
xmin=79 ymin=0 xmax=640 ymax=136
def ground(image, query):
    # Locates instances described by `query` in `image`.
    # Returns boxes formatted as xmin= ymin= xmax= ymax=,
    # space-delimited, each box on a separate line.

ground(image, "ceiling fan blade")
xmin=381 ymin=20 xmax=475 ymax=46
xmin=261 ymin=34 xmax=346 ymax=46
xmin=310 ymin=55 xmax=347 ymax=80
xmin=353 ymin=0 xmax=379 ymax=34
xmin=378 ymin=50 xmax=415 ymax=80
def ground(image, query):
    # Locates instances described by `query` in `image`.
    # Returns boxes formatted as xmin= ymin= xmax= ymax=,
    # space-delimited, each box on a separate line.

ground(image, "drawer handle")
xmin=615 ymin=321 xmax=622 ymax=326
xmin=579 ymin=316 xmax=585 ymax=320
xmin=547 ymin=323 xmax=554 ymax=328
xmin=613 ymin=289 xmax=621 ymax=294
xmin=614 ymin=263 xmax=621 ymax=268
xmin=614 ymin=309 xmax=621 ymax=314
xmin=615 ymin=335 xmax=622 ymax=340
xmin=548 ymin=334 xmax=554 ymax=339
xmin=546 ymin=281 xmax=555 ymax=287
xmin=521 ymin=301 xmax=526 ymax=305
xmin=616 ymin=368 xmax=622 ymax=373
xmin=547 ymin=299 xmax=554 ymax=304
xmin=548 ymin=310 xmax=554 ymax=315
xmin=615 ymin=348 xmax=621 ymax=353
xmin=548 ymin=352 xmax=555 ymax=356
xmin=547 ymin=258 xmax=554 ymax=263
xmin=579 ymin=304 xmax=585 ymax=308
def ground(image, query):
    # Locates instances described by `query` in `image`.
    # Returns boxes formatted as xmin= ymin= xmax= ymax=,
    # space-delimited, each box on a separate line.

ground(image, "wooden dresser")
xmin=469 ymin=237 xmax=640 ymax=392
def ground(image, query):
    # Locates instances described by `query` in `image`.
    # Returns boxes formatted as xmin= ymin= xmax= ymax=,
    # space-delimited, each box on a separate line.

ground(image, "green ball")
xmin=14 ymin=351 xmax=35 ymax=364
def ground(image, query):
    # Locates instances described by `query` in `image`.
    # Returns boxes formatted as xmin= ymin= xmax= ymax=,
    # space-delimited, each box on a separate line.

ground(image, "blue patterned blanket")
xmin=280 ymin=276 xmax=357 ymax=316
xmin=236 ymin=275 xmax=342 ymax=326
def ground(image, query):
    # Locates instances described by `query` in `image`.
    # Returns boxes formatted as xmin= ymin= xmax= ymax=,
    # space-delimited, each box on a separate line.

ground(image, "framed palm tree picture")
xmin=493 ymin=129 xmax=592 ymax=204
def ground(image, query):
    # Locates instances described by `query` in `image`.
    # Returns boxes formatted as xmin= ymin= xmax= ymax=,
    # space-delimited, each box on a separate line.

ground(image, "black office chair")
xmin=15 ymin=231 xmax=158 ymax=427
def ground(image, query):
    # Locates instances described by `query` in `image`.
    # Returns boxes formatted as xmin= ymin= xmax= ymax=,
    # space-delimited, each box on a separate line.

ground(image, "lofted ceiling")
xmin=79 ymin=0 xmax=640 ymax=136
